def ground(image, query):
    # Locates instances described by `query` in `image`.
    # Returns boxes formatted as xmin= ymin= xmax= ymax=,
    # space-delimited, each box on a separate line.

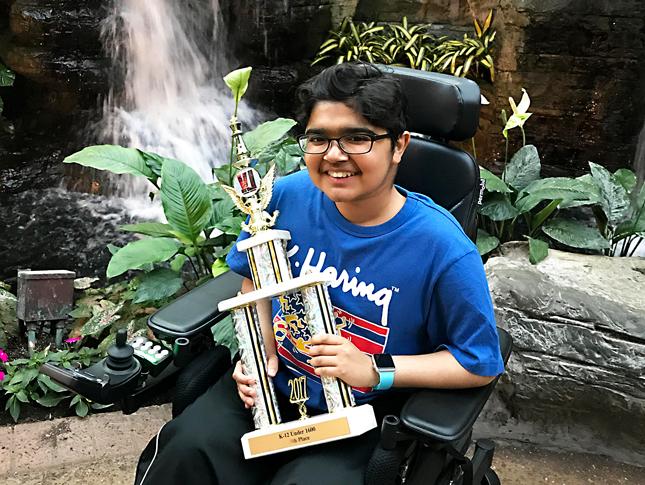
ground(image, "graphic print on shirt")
xmin=273 ymin=293 xmax=390 ymax=394
xmin=288 ymin=244 xmax=395 ymax=326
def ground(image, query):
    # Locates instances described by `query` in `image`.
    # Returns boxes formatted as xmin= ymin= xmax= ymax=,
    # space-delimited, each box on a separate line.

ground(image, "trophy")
xmin=218 ymin=118 xmax=377 ymax=459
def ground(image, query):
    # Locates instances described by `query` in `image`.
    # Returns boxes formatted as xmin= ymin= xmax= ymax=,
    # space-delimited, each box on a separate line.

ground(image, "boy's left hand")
xmin=308 ymin=334 xmax=380 ymax=388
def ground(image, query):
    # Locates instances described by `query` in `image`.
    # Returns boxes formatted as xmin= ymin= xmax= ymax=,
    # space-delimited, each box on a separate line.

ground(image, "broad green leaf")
xmin=479 ymin=167 xmax=511 ymax=193
xmin=211 ymin=258 xmax=229 ymax=278
xmin=589 ymin=162 xmax=630 ymax=226
xmin=161 ymin=158 xmax=213 ymax=242
xmin=504 ymin=145 xmax=540 ymax=191
xmin=223 ymin=67 xmax=252 ymax=104
xmin=7 ymin=395 xmax=20 ymax=422
xmin=212 ymin=314 xmax=237 ymax=355
xmin=107 ymin=244 xmax=121 ymax=255
xmin=170 ymin=254 xmax=188 ymax=272
xmin=213 ymin=216 xmax=244 ymax=236
xmin=615 ymin=183 xmax=645 ymax=237
xmin=80 ymin=300 xmax=123 ymax=337
xmin=516 ymin=177 xmax=598 ymax=213
xmin=528 ymin=237 xmax=549 ymax=264
xmin=119 ymin=222 xmax=177 ymax=238
xmin=0 ymin=64 xmax=15 ymax=86
xmin=137 ymin=149 xmax=178 ymax=178
xmin=476 ymin=229 xmax=499 ymax=256
xmin=212 ymin=194 xmax=237 ymax=223
xmin=36 ymin=393 xmax=69 ymax=408
xmin=106 ymin=238 xmax=180 ymax=278
xmin=614 ymin=168 xmax=636 ymax=193
xmin=64 ymin=145 xmax=154 ymax=179
xmin=479 ymin=193 xmax=519 ymax=221
xmin=243 ymin=118 xmax=297 ymax=155
xmin=37 ymin=374 xmax=66 ymax=393
xmin=74 ymin=399 xmax=89 ymax=417
xmin=542 ymin=218 xmax=610 ymax=250
xmin=133 ymin=268 xmax=183 ymax=303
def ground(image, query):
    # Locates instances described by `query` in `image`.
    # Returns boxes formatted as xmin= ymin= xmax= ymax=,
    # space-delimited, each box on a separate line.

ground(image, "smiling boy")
xmin=135 ymin=63 xmax=503 ymax=485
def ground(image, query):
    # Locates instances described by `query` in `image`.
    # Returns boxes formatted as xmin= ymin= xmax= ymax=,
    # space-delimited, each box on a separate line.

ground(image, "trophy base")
xmin=241 ymin=404 xmax=377 ymax=459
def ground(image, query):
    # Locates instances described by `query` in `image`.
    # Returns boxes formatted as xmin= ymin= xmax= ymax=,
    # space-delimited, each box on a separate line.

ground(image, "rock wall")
xmin=482 ymin=243 xmax=645 ymax=465
xmin=224 ymin=0 xmax=645 ymax=177
xmin=0 ymin=0 xmax=109 ymax=195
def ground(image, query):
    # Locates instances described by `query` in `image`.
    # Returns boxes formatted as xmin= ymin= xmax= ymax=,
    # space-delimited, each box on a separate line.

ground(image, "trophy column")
xmin=300 ymin=282 xmax=355 ymax=412
xmin=218 ymin=115 xmax=376 ymax=459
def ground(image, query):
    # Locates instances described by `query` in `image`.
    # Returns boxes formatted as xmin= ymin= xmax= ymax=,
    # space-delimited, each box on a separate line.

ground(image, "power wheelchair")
xmin=41 ymin=66 xmax=513 ymax=484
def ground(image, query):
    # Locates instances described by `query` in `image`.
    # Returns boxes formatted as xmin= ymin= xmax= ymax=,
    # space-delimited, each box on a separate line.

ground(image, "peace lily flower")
xmin=503 ymin=88 xmax=532 ymax=143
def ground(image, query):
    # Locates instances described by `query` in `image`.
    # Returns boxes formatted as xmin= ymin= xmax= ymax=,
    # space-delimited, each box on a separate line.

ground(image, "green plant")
xmin=0 ymin=62 xmax=15 ymax=117
xmin=477 ymin=90 xmax=603 ymax=263
xmin=542 ymin=165 xmax=644 ymax=256
xmin=312 ymin=11 xmax=496 ymax=82
xmin=67 ymin=279 xmax=153 ymax=353
xmin=64 ymin=67 xmax=303 ymax=290
xmin=477 ymin=89 xmax=643 ymax=262
xmin=1 ymin=346 xmax=103 ymax=421
xmin=312 ymin=18 xmax=388 ymax=65
xmin=433 ymin=10 xmax=496 ymax=80
xmin=0 ymin=282 xmax=19 ymax=349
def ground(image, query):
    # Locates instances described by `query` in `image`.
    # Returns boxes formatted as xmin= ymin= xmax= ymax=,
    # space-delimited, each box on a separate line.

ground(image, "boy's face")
xmin=303 ymin=101 xmax=409 ymax=207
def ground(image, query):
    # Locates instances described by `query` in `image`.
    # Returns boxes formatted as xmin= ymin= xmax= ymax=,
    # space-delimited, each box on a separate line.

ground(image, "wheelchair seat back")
xmin=388 ymin=66 xmax=482 ymax=241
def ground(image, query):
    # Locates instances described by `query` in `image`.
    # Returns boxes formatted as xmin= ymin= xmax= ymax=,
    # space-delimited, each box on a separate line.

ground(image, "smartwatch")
xmin=371 ymin=353 xmax=395 ymax=391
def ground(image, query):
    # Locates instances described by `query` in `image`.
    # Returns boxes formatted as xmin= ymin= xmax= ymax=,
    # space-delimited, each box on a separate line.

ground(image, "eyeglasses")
xmin=297 ymin=133 xmax=391 ymax=155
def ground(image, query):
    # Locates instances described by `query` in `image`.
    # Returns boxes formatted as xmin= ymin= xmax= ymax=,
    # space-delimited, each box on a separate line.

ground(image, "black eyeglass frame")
xmin=297 ymin=133 xmax=392 ymax=155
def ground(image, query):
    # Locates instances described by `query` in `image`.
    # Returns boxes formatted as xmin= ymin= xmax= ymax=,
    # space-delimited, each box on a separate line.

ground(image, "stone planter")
xmin=478 ymin=243 xmax=645 ymax=466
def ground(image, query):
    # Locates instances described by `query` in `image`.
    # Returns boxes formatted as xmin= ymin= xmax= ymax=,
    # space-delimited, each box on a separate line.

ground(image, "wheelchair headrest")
xmin=381 ymin=65 xmax=481 ymax=142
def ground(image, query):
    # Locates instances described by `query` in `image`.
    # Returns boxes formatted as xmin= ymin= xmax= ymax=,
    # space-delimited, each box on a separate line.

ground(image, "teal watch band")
xmin=372 ymin=354 xmax=395 ymax=391
xmin=373 ymin=368 xmax=395 ymax=390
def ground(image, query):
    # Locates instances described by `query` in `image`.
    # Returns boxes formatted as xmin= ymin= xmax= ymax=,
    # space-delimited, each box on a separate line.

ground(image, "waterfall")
xmin=100 ymin=0 xmax=261 ymax=208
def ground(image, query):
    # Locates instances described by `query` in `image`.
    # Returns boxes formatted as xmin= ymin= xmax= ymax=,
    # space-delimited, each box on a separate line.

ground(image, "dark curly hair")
xmin=296 ymin=63 xmax=407 ymax=145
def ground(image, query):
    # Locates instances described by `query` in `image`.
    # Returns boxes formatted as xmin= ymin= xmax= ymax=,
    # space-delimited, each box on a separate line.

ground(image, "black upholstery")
xmin=387 ymin=66 xmax=482 ymax=241
xmin=148 ymin=271 xmax=243 ymax=337
xmin=382 ymin=66 xmax=480 ymax=140
xmin=396 ymin=138 xmax=480 ymax=240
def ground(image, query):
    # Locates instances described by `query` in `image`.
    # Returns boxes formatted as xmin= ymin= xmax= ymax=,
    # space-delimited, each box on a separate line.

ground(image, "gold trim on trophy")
xmin=288 ymin=376 xmax=310 ymax=420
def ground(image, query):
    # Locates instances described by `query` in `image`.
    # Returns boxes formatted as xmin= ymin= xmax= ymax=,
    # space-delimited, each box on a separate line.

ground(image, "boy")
xmin=135 ymin=63 xmax=503 ymax=485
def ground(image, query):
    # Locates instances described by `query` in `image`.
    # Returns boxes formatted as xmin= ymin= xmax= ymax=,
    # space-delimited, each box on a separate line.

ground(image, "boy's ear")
xmin=392 ymin=131 xmax=411 ymax=165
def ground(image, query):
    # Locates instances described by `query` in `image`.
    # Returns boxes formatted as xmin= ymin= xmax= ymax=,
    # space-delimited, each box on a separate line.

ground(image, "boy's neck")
xmin=335 ymin=187 xmax=406 ymax=226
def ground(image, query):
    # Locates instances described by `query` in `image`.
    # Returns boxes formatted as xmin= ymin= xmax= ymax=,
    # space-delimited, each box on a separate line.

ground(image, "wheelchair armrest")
xmin=148 ymin=271 xmax=244 ymax=338
xmin=400 ymin=328 xmax=512 ymax=442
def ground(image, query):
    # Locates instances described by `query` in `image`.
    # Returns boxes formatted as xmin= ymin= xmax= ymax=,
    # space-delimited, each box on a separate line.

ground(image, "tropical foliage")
xmin=1 ymin=345 xmax=104 ymax=421
xmin=64 ymin=68 xmax=303 ymax=301
xmin=477 ymin=90 xmax=644 ymax=262
xmin=313 ymin=11 xmax=496 ymax=82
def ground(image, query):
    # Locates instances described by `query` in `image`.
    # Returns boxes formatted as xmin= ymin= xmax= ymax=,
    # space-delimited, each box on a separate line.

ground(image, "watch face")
xmin=374 ymin=353 xmax=395 ymax=371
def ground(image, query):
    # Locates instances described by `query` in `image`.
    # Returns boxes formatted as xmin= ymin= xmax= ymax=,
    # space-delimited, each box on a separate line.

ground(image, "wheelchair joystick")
xmin=106 ymin=329 xmax=137 ymax=371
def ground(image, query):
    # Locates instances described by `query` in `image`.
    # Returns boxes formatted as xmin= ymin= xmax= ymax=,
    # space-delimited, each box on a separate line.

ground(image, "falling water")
xmin=100 ymin=0 xmax=261 ymax=214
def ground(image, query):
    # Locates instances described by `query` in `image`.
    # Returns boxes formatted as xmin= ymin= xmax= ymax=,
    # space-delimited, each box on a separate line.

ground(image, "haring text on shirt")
xmin=288 ymin=245 xmax=393 ymax=326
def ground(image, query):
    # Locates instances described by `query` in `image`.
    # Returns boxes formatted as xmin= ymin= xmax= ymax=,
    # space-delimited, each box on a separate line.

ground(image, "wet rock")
xmin=484 ymin=242 xmax=645 ymax=463
xmin=9 ymin=0 xmax=105 ymax=50
xmin=0 ymin=188 xmax=135 ymax=284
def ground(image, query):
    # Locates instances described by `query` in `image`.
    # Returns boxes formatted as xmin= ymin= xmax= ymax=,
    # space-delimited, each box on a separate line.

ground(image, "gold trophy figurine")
xmin=218 ymin=116 xmax=377 ymax=459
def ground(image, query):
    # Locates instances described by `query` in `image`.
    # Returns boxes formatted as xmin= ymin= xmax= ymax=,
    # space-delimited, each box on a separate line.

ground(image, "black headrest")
xmin=380 ymin=65 xmax=481 ymax=141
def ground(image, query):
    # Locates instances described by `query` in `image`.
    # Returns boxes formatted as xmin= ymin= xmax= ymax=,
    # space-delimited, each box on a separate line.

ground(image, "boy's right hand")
xmin=232 ymin=355 xmax=279 ymax=409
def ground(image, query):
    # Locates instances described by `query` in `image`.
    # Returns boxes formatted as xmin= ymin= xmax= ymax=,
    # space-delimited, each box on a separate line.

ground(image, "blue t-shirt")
xmin=227 ymin=169 xmax=504 ymax=411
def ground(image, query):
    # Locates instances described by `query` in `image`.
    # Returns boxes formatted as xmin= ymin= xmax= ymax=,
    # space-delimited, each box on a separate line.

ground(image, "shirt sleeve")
xmin=428 ymin=249 xmax=504 ymax=377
